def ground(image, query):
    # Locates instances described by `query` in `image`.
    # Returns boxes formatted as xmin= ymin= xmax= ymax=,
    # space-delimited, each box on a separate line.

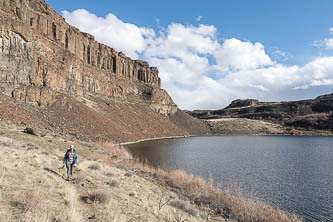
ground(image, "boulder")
xmin=23 ymin=128 xmax=46 ymax=137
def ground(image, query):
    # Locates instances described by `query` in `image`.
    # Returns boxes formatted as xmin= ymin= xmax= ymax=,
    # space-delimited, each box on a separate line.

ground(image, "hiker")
xmin=63 ymin=144 xmax=78 ymax=180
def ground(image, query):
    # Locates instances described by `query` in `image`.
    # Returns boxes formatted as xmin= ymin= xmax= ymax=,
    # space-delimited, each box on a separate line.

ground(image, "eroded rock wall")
xmin=0 ymin=0 xmax=175 ymax=114
xmin=187 ymin=94 xmax=333 ymax=131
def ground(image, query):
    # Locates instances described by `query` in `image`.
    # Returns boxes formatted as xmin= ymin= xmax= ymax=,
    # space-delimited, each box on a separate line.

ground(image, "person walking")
xmin=63 ymin=144 xmax=78 ymax=181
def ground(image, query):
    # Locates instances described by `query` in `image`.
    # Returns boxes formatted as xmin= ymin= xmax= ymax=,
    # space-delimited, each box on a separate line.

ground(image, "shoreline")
xmin=118 ymin=135 xmax=191 ymax=146
xmin=116 ymin=134 xmax=304 ymax=221
xmin=118 ymin=131 xmax=333 ymax=146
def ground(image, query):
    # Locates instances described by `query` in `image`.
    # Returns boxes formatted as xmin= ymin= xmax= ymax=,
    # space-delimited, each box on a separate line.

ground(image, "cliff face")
xmin=0 ymin=0 xmax=211 ymax=142
xmin=187 ymin=94 xmax=333 ymax=132
xmin=0 ymin=0 xmax=177 ymax=115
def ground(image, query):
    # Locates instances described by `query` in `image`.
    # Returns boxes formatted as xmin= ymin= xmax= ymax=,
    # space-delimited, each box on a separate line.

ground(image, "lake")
xmin=126 ymin=136 xmax=333 ymax=221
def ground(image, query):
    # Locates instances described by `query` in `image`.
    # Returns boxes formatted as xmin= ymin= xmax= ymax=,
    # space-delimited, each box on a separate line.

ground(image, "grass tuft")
xmin=169 ymin=199 xmax=199 ymax=217
xmin=88 ymin=163 xmax=101 ymax=170
xmin=107 ymin=179 xmax=120 ymax=187
xmin=88 ymin=191 xmax=111 ymax=204
xmin=22 ymin=191 xmax=42 ymax=212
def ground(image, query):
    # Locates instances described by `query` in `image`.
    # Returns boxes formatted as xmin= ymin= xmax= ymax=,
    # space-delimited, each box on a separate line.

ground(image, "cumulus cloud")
xmin=62 ymin=9 xmax=155 ymax=59
xmin=214 ymin=38 xmax=273 ymax=71
xmin=144 ymin=23 xmax=219 ymax=58
xmin=314 ymin=27 xmax=333 ymax=50
xmin=314 ymin=38 xmax=333 ymax=49
xmin=324 ymin=38 xmax=333 ymax=49
xmin=63 ymin=10 xmax=333 ymax=110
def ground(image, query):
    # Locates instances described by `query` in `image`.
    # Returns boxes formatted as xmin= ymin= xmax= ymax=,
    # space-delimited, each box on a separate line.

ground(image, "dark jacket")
xmin=63 ymin=148 xmax=78 ymax=165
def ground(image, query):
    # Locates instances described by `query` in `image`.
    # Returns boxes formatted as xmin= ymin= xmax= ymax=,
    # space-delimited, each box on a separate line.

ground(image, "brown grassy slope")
xmin=0 ymin=93 xmax=210 ymax=143
xmin=0 ymin=124 xmax=207 ymax=222
xmin=0 ymin=121 xmax=302 ymax=222
xmin=169 ymin=109 xmax=211 ymax=136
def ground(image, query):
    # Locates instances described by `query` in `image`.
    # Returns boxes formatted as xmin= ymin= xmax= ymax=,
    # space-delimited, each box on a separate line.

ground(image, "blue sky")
xmin=46 ymin=0 xmax=333 ymax=110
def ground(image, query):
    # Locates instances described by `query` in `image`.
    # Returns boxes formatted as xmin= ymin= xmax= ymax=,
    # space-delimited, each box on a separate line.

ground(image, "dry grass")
xmin=22 ymin=191 xmax=43 ymax=212
xmin=117 ymin=158 xmax=303 ymax=222
xmin=72 ymin=174 xmax=85 ymax=184
xmin=172 ymin=209 xmax=189 ymax=222
xmin=0 ymin=124 xmax=303 ymax=222
xmin=87 ymin=191 xmax=111 ymax=204
xmin=64 ymin=184 xmax=83 ymax=222
xmin=88 ymin=163 xmax=101 ymax=170
xmin=107 ymin=178 xmax=120 ymax=187
xmin=0 ymin=208 xmax=12 ymax=222
xmin=169 ymin=199 xmax=199 ymax=216
xmin=96 ymin=142 xmax=131 ymax=160
xmin=170 ymin=170 xmax=187 ymax=183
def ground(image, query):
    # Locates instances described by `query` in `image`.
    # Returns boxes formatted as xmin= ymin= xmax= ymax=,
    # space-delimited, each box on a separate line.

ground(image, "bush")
xmin=22 ymin=191 xmax=42 ymax=212
xmin=107 ymin=179 xmax=119 ymax=187
xmin=191 ymin=176 xmax=206 ymax=189
xmin=96 ymin=142 xmax=131 ymax=160
xmin=72 ymin=175 xmax=85 ymax=184
xmin=170 ymin=170 xmax=188 ymax=185
xmin=169 ymin=199 xmax=199 ymax=217
xmin=124 ymin=172 xmax=132 ymax=177
xmin=104 ymin=172 xmax=114 ymax=177
xmin=88 ymin=191 xmax=110 ymax=204
xmin=88 ymin=163 xmax=101 ymax=170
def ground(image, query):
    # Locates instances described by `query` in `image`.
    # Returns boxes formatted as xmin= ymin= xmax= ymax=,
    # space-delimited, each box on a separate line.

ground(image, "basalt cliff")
xmin=187 ymin=94 xmax=333 ymax=135
xmin=0 ymin=0 xmax=210 ymax=142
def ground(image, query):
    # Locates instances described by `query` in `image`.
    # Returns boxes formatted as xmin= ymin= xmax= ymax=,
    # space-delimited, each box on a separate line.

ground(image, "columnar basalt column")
xmin=0 ymin=0 xmax=177 ymax=115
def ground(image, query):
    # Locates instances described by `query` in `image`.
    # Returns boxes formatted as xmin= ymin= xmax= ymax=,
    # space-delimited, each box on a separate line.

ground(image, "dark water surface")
xmin=126 ymin=136 xmax=333 ymax=221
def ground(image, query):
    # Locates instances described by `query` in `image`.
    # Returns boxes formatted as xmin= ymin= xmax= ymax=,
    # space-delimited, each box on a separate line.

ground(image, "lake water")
xmin=126 ymin=136 xmax=333 ymax=221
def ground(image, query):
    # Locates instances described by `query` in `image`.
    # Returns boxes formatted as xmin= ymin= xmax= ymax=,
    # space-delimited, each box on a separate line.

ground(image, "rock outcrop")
xmin=187 ymin=93 xmax=333 ymax=132
xmin=0 ymin=0 xmax=211 ymax=142
xmin=0 ymin=0 xmax=176 ymax=115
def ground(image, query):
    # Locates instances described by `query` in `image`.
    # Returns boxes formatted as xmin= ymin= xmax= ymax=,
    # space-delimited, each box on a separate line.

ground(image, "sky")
xmin=46 ymin=0 xmax=333 ymax=110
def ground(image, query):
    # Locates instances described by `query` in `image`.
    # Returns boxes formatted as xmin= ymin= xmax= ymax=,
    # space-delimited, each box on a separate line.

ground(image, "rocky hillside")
xmin=0 ymin=0 xmax=210 ymax=142
xmin=187 ymin=93 xmax=333 ymax=133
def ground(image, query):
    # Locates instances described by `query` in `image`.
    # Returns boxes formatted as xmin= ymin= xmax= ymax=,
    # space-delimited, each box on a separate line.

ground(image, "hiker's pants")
xmin=66 ymin=161 xmax=75 ymax=179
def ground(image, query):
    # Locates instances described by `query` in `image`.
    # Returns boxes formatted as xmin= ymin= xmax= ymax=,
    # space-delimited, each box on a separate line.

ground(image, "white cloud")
xmin=314 ymin=27 xmax=333 ymax=50
xmin=310 ymin=79 xmax=333 ymax=86
xmin=293 ymin=85 xmax=309 ymax=90
xmin=62 ymin=9 xmax=333 ymax=110
xmin=196 ymin=16 xmax=203 ymax=22
xmin=329 ymin=27 xmax=333 ymax=35
xmin=144 ymin=23 xmax=219 ymax=59
xmin=315 ymin=38 xmax=333 ymax=49
xmin=324 ymin=38 xmax=333 ymax=49
xmin=271 ymin=47 xmax=289 ymax=61
xmin=214 ymin=38 xmax=273 ymax=71
xmin=62 ymin=9 xmax=155 ymax=59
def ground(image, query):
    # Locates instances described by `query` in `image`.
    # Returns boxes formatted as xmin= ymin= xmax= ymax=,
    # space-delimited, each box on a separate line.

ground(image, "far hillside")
xmin=186 ymin=93 xmax=333 ymax=135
